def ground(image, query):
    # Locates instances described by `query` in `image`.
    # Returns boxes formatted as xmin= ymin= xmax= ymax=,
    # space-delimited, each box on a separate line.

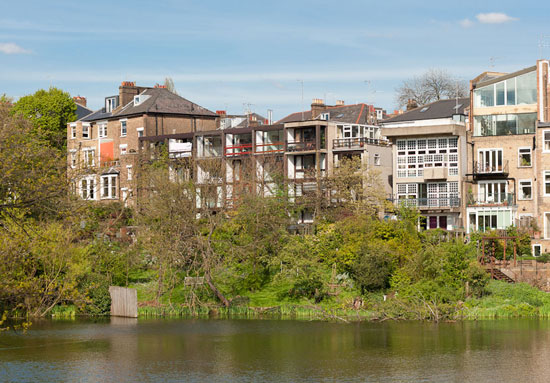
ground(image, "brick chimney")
xmin=406 ymin=99 xmax=418 ymax=110
xmin=119 ymin=81 xmax=139 ymax=107
xmin=311 ymin=98 xmax=326 ymax=119
xmin=73 ymin=96 xmax=87 ymax=107
xmin=335 ymin=100 xmax=345 ymax=106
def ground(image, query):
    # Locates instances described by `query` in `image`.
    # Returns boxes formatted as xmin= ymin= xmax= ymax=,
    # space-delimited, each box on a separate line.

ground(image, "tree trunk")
xmin=204 ymin=272 xmax=230 ymax=307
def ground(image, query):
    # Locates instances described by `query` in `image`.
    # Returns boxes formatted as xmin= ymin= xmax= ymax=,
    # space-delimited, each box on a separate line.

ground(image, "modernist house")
xmin=382 ymin=98 xmax=469 ymax=231
xmin=467 ymin=60 xmax=550 ymax=255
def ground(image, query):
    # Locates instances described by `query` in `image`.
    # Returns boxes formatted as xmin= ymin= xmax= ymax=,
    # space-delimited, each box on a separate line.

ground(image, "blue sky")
xmin=0 ymin=0 xmax=547 ymax=119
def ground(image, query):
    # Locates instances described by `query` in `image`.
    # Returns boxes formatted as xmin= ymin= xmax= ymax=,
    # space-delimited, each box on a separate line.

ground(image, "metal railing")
xmin=467 ymin=193 xmax=515 ymax=206
xmin=255 ymin=142 xmax=284 ymax=153
xmin=225 ymin=143 xmax=253 ymax=156
xmin=473 ymin=160 xmax=509 ymax=175
xmin=332 ymin=137 xmax=388 ymax=149
xmin=286 ymin=140 xmax=317 ymax=152
xmin=392 ymin=196 xmax=461 ymax=208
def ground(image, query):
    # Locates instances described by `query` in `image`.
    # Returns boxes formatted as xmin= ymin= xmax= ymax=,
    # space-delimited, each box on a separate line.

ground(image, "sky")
xmin=0 ymin=0 xmax=548 ymax=120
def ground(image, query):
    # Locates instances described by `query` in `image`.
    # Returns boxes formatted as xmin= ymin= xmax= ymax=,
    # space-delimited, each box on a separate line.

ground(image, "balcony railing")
xmin=225 ymin=143 xmax=253 ymax=157
xmin=473 ymin=160 xmax=509 ymax=176
xmin=467 ymin=193 xmax=515 ymax=206
xmin=286 ymin=140 xmax=317 ymax=152
xmin=392 ymin=196 xmax=461 ymax=208
xmin=255 ymin=142 xmax=284 ymax=153
xmin=332 ymin=137 xmax=388 ymax=149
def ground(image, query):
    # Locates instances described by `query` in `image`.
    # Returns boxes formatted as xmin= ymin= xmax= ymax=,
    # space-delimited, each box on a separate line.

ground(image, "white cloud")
xmin=476 ymin=13 xmax=517 ymax=24
xmin=0 ymin=42 xmax=30 ymax=54
xmin=459 ymin=19 xmax=474 ymax=28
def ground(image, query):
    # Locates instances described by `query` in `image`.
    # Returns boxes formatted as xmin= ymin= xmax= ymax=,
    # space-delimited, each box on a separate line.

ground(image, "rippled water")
xmin=2 ymin=318 xmax=550 ymax=382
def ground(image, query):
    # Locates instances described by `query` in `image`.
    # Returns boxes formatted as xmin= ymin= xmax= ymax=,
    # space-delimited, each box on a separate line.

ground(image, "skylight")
xmin=420 ymin=107 xmax=429 ymax=112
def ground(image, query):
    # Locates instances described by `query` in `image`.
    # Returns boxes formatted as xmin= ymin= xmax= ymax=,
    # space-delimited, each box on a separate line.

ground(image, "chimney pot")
xmin=73 ymin=96 xmax=87 ymax=107
xmin=335 ymin=100 xmax=345 ymax=106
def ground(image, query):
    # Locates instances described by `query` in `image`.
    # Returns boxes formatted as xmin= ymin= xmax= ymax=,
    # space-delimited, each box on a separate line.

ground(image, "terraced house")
xmin=67 ymin=82 xmax=218 ymax=204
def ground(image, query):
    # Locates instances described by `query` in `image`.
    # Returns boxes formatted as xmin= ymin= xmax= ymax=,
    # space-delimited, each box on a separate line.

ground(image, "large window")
xmin=473 ymin=113 xmax=536 ymax=136
xmin=478 ymin=181 xmax=508 ymax=203
xmin=396 ymin=137 xmax=458 ymax=178
xmin=396 ymin=182 xmax=459 ymax=207
xmin=82 ymin=148 xmax=95 ymax=167
xmin=80 ymin=177 xmax=95 ymax=200
xmin=468 ymin=208 xmax=514 ymax=232
xmin=519 ymin=180 xmax=533 ymax=200
xmin=101 ymin=175 xmax=118 ymax=199
xmin=474 ymin=70 xmax=536 ymax=107
xmin=477 ymin=148 xmax=503 ymax=173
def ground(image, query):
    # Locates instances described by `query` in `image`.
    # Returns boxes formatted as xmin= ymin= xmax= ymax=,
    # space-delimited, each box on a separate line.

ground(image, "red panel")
xmin=100 ymin=141 xmax=114 ymax=164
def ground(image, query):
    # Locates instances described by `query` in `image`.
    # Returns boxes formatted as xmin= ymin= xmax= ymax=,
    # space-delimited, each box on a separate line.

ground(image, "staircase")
xmin=487 ymin=267 xmax=515 ymax=283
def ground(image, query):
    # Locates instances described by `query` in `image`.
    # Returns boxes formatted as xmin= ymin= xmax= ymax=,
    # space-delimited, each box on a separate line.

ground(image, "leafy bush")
xmin=78 ymin=274 xmax=111 ymax=315
xmin=351 ymin=246 xmax=393 ymax=293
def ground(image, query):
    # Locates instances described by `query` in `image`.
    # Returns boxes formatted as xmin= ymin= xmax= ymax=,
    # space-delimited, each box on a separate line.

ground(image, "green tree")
xmin=11 ymin=87 xmax=76 ymax=150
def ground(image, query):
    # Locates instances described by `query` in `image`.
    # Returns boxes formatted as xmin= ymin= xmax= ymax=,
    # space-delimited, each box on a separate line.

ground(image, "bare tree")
xmin=395 ymin=69 xmax=468 ymax=108
xmin=163 ymin=77 xmax=178 ymax=95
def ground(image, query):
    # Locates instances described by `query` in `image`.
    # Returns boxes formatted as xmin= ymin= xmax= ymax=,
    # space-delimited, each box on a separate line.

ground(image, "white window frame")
xmin=544 ymin=171 xmax=550 ymax=197
xmin=518 ymin=179 xmax=533 ymax=200
xmin=120 ymin=119 xmax=127 ymax=137
xmin=137 ymin=127 xmax=144 ymax=137
xmin=79 ymin=176 xmax=96 ymax=200
xmin=82 ymin=147 xmax=95 ymax=167
xmin=477 ymin=148 xmax=503 ymax=173
xmin=98 ymin=122 xmax=108 ymax=138
xmin=127 ymin=165 xmax=133 ymax=181
xmin=69 ymin=149 xmax=77 ymax=169
xmin=544 ymin=130 xmax=550 ymax=153
xmin=70 ymin=124 xmax=76 ymax=139
xmin=518 ymin=147 xmax=532 ymax=168
xmin=119 ymin=144 xmax=128 ymax=156
xmin=101 ymin=174 xmax=118 ymax=199
xmin=533 ymin=244 xmax=542 ymax=257
xmin=82 ymin=124 xmax=90 ymax=139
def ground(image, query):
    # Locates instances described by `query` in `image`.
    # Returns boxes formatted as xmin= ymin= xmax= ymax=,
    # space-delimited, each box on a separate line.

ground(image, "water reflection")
xmin=1 ymin=319 xmax=550 ymax=382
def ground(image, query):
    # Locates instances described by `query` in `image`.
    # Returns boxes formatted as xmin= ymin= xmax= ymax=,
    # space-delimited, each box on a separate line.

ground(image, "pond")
xmin=2 ymin=318 xmax=550 ymax=382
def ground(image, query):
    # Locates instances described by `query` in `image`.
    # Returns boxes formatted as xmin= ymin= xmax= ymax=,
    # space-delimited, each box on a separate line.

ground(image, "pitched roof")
xmin=276 ymin=103 xmax=371 ymax=124
xmin=114 ymin=88 xmax=217 ymax=118
xmin=75 ymin=103 xmax=93 ymax=120
xmin=235 ymin=113 xmax=268 ymax=127
xmin=382 ymin=98 xmax=470 ymax=124
xmin=80 ymin=108 xmax=112 ymax=122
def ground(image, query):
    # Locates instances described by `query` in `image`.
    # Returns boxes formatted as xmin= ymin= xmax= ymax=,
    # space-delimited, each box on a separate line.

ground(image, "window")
xmin=120 ymin=144 xmax=128 ymax=155
xmin=137 ymin=127 xmax=144 ymax=137
xmin=82 ymin=124 xmax=90 ymax=139
xmin=396 ymin=137 xmax=458 ymax=178
xmin=473 ymin=113 xmax=536 ymax=136
xmin=320 ymin=113 xmax=330 ymax=121
xmin=70 ymin=150 xmax=77 ymax=168
xmin=544 ymin=130 xmax=550 ymax=152
xmin=478 ymin=181 xmax=508 ymax=203
xmin=374 ymin=153 xmax=380 ymax=166
xmin=98 ymin=123 xmax=107 ymax=138
xmin=533 ymin=244 xmax=542 ymax=257
xmin=82 ymin=148 xmax=95 ymax=167
xmin=127 ymin=165 xmax=133 ymax=181
xmin=71 ymin=125 xmax=76 ymax=139
xmin=519 ymin=180 xmax=533 ymax=200
xmin=518 ymin=147 xmax=532 ymax=167
xmin=80 ymin=177 xmax=95 ymax=200
xmin=101 ymin=175 xmax=118 ymax=199
xmin=544 ymin=171 xmax=550 ymax=196
xmin=478 ymin=149 xmax=503 ymax=173
xmin=105 ymin=97 xmax=117 ymax=113
xmin=120 ymin=120 xmax=127 ymax=137
xmin=473 ymin=70 xmax=536 ymax=108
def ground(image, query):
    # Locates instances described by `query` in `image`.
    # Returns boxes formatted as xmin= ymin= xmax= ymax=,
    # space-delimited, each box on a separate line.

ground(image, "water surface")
xmin=1 ymin=318 xmax=550 ymax=382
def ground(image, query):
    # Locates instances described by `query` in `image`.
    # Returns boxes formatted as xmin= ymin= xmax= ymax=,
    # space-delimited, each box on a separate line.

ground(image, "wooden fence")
xmin=109 ymin=286 xmax=138 ymax=318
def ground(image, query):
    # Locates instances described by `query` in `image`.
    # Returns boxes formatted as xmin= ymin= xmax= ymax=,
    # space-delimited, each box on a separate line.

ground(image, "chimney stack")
xmin=73 ymin=96 xmax=87 ymax=107
xmin=335 ymin=100 xmax=345 ymax=106
xmin=311 ymin=98 xmax=326 ymax=119
xmin=119 ymin=81 xmax=139 ymax=107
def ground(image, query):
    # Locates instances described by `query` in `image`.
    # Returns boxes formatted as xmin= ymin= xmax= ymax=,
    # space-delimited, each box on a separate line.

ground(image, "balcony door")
xmin=478 ymin=181 xmax=507 ymax=203
xmin=478 ymin=149 xmax=503 ymax=173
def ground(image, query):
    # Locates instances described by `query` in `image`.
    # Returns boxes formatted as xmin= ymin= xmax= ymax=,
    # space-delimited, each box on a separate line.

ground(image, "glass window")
xmin=71 ymin=126 xmax=76 ymax=139
xmin=519 ymin=180 xmax=533 ymax=200
xmin=496 ymin=82 xmax=505 ymax=106
xmin=506 ymin=78 xmax=516 ymax=105
xmin=518 ymin=113 xmax=536 ymax=134
xmin=516 ymin=71 xmax=537 ymax=105
xmin=474 ymin=84 xmax=494 ymax=107
xmin=82 ymin=125 xmax=90 ymax=139
xmin=519 ymin=147 xmax=532 ymax=167
xmin=101 ymin=175 xmax=118 ymax=199
xmin=545 ymin=131 xmax=550 ymax=152
xmin=121 ymin=120 xmax=127 ymax=137
xmin=544 ymin=171 xmax=550 ymax=196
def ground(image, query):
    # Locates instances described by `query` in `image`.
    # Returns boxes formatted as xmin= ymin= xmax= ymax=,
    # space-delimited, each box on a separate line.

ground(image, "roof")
xmin=75 ymin=103 xmax=93 ymax=120
xmin=382 ymin=98 xmax=470 ymax=124
xmin=276 ymin=103 xmax=372 ymax=124
xmin=235 ymin=113 xmax=267 ymax=128
xmin=80 ymin=108 xmax=112 ymax=122
xmin=115 ymin=88 xmax=217 ymax=118
xmin=473 ymin=66 xmax=537 ymax=88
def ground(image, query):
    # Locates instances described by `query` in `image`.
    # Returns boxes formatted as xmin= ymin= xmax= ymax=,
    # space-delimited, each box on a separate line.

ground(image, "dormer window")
xmin=134 ymin=96 xmax=140 ymax=105
xmin=105 ymin=97 xmax=118 ymax=113
xmin=133 ymin=94 xmax=150 ymax=106
xmin=320 ymin=113 xmax=330 ymax=121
